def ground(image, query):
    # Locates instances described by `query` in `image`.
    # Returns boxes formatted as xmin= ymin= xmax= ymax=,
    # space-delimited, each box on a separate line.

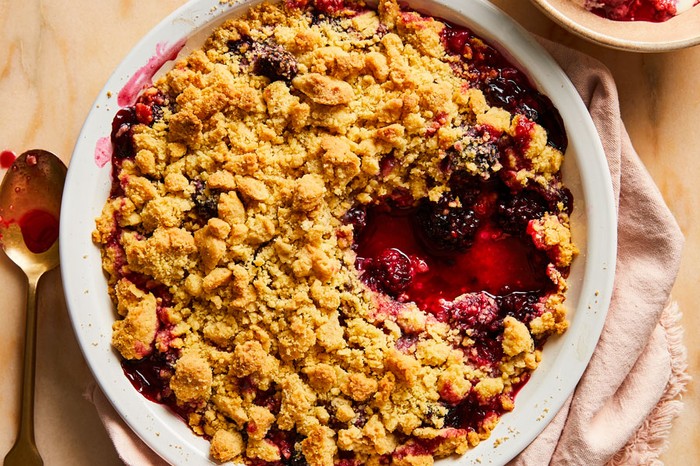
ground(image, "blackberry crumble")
xmin=93 ymin=1 xmax=578 ymax=464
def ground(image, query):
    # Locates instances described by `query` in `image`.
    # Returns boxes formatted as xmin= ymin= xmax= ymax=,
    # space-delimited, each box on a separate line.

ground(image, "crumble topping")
xmin=93 ymin=1 xmax=578 ymax=464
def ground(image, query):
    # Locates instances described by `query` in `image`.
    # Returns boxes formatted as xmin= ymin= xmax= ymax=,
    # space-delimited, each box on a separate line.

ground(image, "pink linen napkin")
xmin=507 ymin=41 xmax=690 ymax=466
xmin=85 ymin=42 xmax=690 ymax=465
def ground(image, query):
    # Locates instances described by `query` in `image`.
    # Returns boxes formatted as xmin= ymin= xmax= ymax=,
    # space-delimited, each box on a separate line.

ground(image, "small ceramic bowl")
xmin=530 ymin=0 xmax=700 ymax=52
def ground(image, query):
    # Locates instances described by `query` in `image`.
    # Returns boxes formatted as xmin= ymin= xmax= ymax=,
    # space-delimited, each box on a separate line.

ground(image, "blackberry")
xmin=414 ymin=194 xmax=480 ymax=253
xmin=252 ymin=43 xmax=298 ymax=82
xmin=448 ymin=170 xmax=484 ymax=206
xmin=360 ymin=248 xmax=414 ymax=296
xmin=442 ymin=393 xmax=487 ymax=430
xmin=228 ymin=38 xmax=298 ymax=82
xmin=483 ymin=69 xmax=567 ymax=152
xmin=538 ymin=184 xmax=573 ymax=215
xmin=443 ymin=390 xmax=502 ymax=430
xmin=150 ymin=104 xmax=164 ymax=124
xmin=341 ymin=205 xmax=367 ymax=235
xmin=460 ymin=126 xmax=500 ymax=172
xmin=443 ymin=396 xmax=476 ymax=429
xmin=498 ymin=291 xmax=541 ymax=323
xmin=192 ymin=180 xmax=219 ymax=221
xmin=495 ymin=189 xmax=547 ymax=235
xmin=226 ymin=37 xmax=253 ymax=57
xmin=483 ymin=69 xmax=530 ymax=116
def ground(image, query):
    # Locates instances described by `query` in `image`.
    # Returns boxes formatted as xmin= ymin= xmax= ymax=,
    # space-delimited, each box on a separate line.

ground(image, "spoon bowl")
xmin=1 ymin=149 xmax=66 ymax=466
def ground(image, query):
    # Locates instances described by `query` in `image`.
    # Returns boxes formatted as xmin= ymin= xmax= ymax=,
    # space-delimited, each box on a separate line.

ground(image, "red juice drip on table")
xmin=0 ymin=150 xmax=17 ymax=169
xmin=18 ymin=209 xmax=59 ymax=254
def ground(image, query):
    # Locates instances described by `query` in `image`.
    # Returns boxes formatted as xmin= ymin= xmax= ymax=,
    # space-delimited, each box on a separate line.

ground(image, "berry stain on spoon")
xmin=1 ymin=150 xmax=17 ymax=169
xmin=18 ymin=209 xmax=60 ymax=254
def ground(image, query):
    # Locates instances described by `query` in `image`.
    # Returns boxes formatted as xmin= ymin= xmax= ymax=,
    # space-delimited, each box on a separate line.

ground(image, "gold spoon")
xmin=1 ymin=150 xmax=66 ymax=466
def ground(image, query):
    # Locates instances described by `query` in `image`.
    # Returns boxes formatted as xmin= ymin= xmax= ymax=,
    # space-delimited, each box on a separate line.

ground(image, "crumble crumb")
xmin=210 ymin=429 xmax=244 ymax=462
xmin=502 ymin=316 xmax=535 ymax=357
xmin=111 ymin=280 xmax=158 ymax=360
xmin=170 ymin=352 xmax=213 ymax=403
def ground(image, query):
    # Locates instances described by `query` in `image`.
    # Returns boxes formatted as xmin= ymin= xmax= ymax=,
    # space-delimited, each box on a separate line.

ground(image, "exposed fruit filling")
xmin=93 ymin=1 xmax=577 ymax=465
xmin=575 ymin=0 xmax=698 ymax=22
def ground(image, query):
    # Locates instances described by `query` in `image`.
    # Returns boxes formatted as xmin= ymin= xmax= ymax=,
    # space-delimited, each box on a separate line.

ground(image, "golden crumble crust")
xmin=111 ymin=279 xmax=158 ymax=360
xmin=170 ymin=352 xmax=214 ymax=403
xmin=94 ymin=1 xmax=577 ymax=464
xmin=210 ymin=429 xmax=244 ymax=462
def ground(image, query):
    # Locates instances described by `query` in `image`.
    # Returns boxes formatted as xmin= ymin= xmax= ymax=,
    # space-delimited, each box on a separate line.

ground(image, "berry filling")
xmin=110 ymin=90 xmax=167 ymax=161
xmin=353 ymin=170 xmax=558 ymax=318
xmin=441 ymin=24 xmax=567 ymax=152
xmin=589 ymin=0 xmax=678 ymax=22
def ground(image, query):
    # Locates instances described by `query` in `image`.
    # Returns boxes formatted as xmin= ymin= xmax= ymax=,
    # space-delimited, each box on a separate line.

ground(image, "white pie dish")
xmin=60 ymin=0 xmax=617 ymax=464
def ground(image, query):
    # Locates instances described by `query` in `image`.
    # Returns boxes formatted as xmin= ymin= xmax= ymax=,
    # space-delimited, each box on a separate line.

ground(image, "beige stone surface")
xmin=0 ymin=0 xmax=695 ymax=464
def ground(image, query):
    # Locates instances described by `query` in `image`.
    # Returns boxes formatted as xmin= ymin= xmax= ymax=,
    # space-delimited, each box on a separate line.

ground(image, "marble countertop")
xmin=0 ymin=1 xmax=696 ymax=464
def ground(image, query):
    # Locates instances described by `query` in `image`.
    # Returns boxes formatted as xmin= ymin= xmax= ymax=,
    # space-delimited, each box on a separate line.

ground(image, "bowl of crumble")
xmin=530 ymin=0 xmax=700 ymax=52
xmin=60 ymin=0 xmax=617 ymax=465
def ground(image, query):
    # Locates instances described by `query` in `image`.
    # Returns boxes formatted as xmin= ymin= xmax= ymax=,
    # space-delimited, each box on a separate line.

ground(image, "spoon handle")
xmin=4 ymin=272 xmax=43 ymax=466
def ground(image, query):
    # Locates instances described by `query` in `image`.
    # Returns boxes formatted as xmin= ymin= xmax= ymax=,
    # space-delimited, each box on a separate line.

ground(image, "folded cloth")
xmin=507 ymin=40 xmax=689 ymax=466
xmin=86 ymin=41 xmax=689 ymax=465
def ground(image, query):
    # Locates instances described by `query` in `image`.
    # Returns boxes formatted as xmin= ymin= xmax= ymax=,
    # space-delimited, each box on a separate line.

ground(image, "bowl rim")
xmin=59 ymin=0 xmax=618 ymax=464
xmin=530 ymin=0 xmax=700 ymax=52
